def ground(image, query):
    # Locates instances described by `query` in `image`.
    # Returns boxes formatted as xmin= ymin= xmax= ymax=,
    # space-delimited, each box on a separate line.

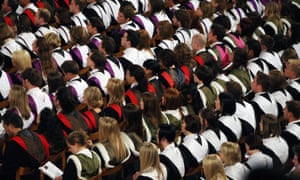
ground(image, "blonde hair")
xmin=220 ymin=142 xmax=241 ymax=166
xmin=106 ymin=78 xmax=125 ymax=106
xmin=140 ymin=142 xmax=164 ymax=179
xmin=12 ymin=50 xmax=32 ymax=71
xmin=203 ymin=154 xmax=227 ymax=180
xmin=9 ymin=85 xmax=31 ymax=119
xmin=84 ymin=87 xmax=103 ymax=109
xmin=44 ymin=32 xmax=61 ymax=48
xmin=98 ymin=117 xmax=128 ymax=163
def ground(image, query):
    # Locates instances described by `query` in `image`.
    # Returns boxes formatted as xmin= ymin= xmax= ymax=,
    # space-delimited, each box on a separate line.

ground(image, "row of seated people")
xmin=2 ymin=104 xmax=300 ymax=180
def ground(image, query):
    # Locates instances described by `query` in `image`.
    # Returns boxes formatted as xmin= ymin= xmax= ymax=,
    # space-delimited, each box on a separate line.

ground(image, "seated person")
xmin=1 ymin=111 xmax=49 ymax=179
xmin=56 ymin=130 xmax=101 ymax=180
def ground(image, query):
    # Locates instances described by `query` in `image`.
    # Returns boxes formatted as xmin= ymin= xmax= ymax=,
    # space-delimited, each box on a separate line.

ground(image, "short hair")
xmin=44 ymin=32 xmax=61 ymax=48
xmin=194 ymin=65 xmax=214 ymax=86
xmin=158 ymin=124 xmax=176 ymax=143
xmin=101 ymin=36 xmax=115 ymax=55
xmin=21 ymin=68 xmax=42 ymax=87
xmin=143 ymin=59 xmax=160 ymax=75
xmin=183 ymin=115 xmax=201 ymax=133
xmin=268 ymin=70 xmax=287 ymax=91
xmin=174 ymin=43 xmax=193 ymax=67
xmin=61 ymin=61 xmax=79 ymax=74
xmin=158 ymin=49 xmax=177 ymax=68
xmin=245 ymin=134 xmax=263 ymax=150
xmin=200 ymin=107 xmax=218 ymax=129
xmin=66 ymin=130 xmax=88 ymax=146
xmin=89 ymin=50 xmax=106 ymax=71
xmin=38 ymin=8 xmax=51 ymax=23
xmin=260 ymin=35 xmax=274 ymax=51
xmin=157 ymin=20 xmax=173 ymax=39
xmin=119 ymin=4 xmax=135 ymax=19
xmin=220 ymin=142 xmax=242 ymax=166
xmin=55 ymin=8 xmax=72 ymax=26
xmin=88 ymin=17 xmax=105 ymax=33
xmin=47 ymin=71 xmax=65 ymax=94
xmin=232 ymin=48 xmax=248 ymax=68
xmin=255 ymin=71 xmax=270 ymax=91
xmin=213 ymin=15 xmax=231 ymax=30
xmin=174 ymin=9 xmax=191 ymax=29
xmin=70 ymin=26 xmax=89 ymax=45
xmin=218 ymin=92 xmax=236 ymax=115
xmin=210 ymin=23 xmax=226 ymax=41
xmin=163 ymin=88 xmax=182 ymax=110
xmin=246 ymin=39 xmax=261 ymax=57
xmin=260 ymin=114 xmax=281 ymax=138
xmin=149 ymin=0 xmax=164 ymax=14
xmin=126 ymin=30 xmax=140 ymax=47
xmin=70 ymin=0 xmax=87 ymax=11
xmin=2 ymin=111 xmax=23 ymax=128
xmin=225 ymin=81 xmax=243 ymax=101
xmin=286 ymin=100 xmax=300 ymax=119
xmin=192 ymin=33 xmax=207 ymax=48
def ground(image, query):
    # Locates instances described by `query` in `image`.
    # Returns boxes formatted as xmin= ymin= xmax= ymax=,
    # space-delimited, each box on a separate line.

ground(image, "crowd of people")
xmin=0 ymin=0 xmax=300 ymax=179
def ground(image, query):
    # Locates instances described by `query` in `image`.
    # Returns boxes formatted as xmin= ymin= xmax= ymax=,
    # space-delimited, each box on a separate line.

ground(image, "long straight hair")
xmin=9 ymin=85 xmax=31 ymax=119
xmin=98 ymin=117 xmax=128 ymax=163
xmin=139 ymin=142 xmax=164 ymax=179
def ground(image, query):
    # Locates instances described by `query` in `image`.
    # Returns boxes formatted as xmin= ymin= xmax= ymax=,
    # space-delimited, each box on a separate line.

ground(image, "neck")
xmin=247 ymin=149 xmax=260 ymax=155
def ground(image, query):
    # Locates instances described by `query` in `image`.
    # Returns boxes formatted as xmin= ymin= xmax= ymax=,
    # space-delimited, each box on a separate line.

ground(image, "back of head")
xmin=21 ymin=68 xmax=43 ymax=87
xmin=213 ymin=15 xmax=231 ymax=30
xmin=140 ymin=142 xmax=161 ymax=174
xmin=2 ymin=111 xmax=23 ymax=129
xmin=0 ymin=23 xmax=14 ymax=46
xmin=90 ymin=50 xmax=106 ymax=70
xmin=163 ymin=88 xmax=182 ymax=110
xmin=225 ymin=81 xmax=243 ymax=101
xmin=255 ymin=71 xmax=270 ymax=91
xmin=101 ymin=36 xmax=115 ymax=55
xmin=88 ymin=17 xmax=105 ymax=33
xmin=268 ymin=70 xmax=287 ymax=91
xmin=157 ymin=20 xmax=174 ymax=39
xmin=203 ymin=154 xmax=226 ymax=180
xmin=67 ymin=130 xmax=88 ymax=147
xmin=56 ymin=87 xmax=79 ymax=113
xmin=194 ymin=65 xmax=214 ymax=86
xmin=158 ymin=49 xmax=177 ymax=68
xmin=158 ymin=124 xmax=176 ymax=143
xmin=218 ymin=92 xmax=236 ymax=115
xmin=174 ymin=9 xmax=191 ymax=28
xmin=61 ymin=61 xmax=79 ymax=74
xmin=220 ymin=142 xmax=241 ymax=166
xmin=210 ymin=23 xmax=226 ymax=41
xmin=245 ymin=134 xmax=263 ymax=150
xmin=246 ymin=39 xmax=261 ymax=57
xmin=183 ymin=115 xmax=201 ymax=134
xmin=126 ymin=30 xmax=140 ymax=48
xmin=84 ymin=86 xmax=103 ymax=109
xmin=70 ymin=26 xmax=89 ymax=45
xmin=260 ymin=35 xmax=274 ymax=51
xmin=260 ymin=114 xmax=281 ymax=138
xmin=143 ymin=59 xmax=160 ymax=75
xmin=123 ymin=103 xmax=143 ymax=136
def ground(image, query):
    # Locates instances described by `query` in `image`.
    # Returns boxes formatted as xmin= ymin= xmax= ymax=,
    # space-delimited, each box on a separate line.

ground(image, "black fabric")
xmin=159 ymin=154 xmax=182 ymax=180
